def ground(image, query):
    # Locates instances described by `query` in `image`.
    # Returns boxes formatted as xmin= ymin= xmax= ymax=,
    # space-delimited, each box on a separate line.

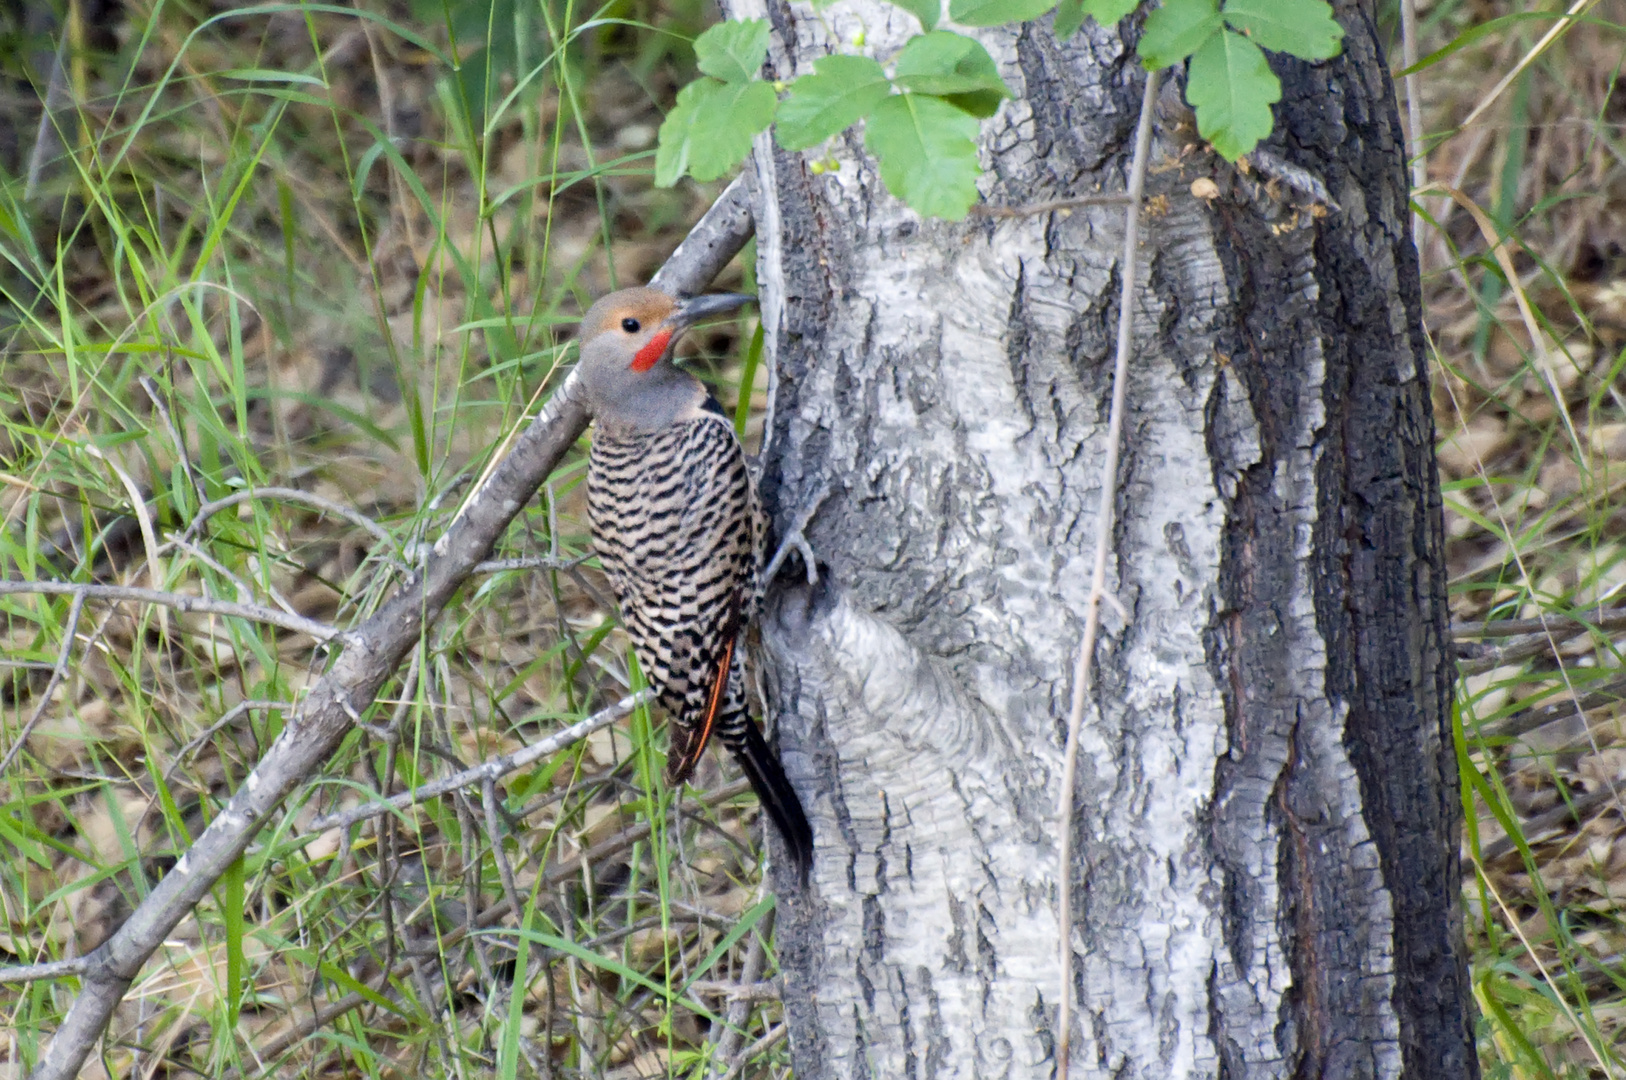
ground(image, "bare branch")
xmin=138 ymin=376 xmax=205 ymax=510
xmin=306 ymin=688 xmax=655 ymax=832
xmin=164 ymin=699 xmax=289 ymax=783
xmin=715 ymin=1023 xmax=787 ymax=1080
xmin=0 ymin=591 xmax=83 ymax=776
xmin=689 ymin=979 xmax=781 ymax=1002
xmin=471 ymin=554 xmax=585 ymax=575
xmin=650 ymin=175 xmax=754 ymax=297
xmin=708 ymin=903 xmax=772 ymax=1078
xmin=0 ymin=581 xmax=339 ymax=642
xmin=0 ymin=956 xmax=92 ymax=984
xmin=25 ymin=178 xmax=754 ymax=1080
xmin=1455 ymin=607 xmax=1626 ymax=639
xmin=177 ymin=485 xmax=398 ymax=552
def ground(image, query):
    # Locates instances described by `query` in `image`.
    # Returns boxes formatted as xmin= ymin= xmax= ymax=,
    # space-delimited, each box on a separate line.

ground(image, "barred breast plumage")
xmin=587 ymin=405 xmax=811 ymax=876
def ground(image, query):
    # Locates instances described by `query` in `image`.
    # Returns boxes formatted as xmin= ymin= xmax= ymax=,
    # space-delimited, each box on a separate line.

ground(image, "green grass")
xmin=0 ymin=1 xmax=784 ymax=1077
xmin=1420 ymin=0 xmax=1626 ymax=1071
xmin=4 ymin=0 xmax=1626 ymax=1076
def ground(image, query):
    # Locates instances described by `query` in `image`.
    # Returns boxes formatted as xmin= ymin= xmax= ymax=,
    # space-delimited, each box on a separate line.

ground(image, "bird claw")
xmin=764 ymin=481 xmax=829 ymax=585
xmin=766 ymin=529 xmax=818 ymax=585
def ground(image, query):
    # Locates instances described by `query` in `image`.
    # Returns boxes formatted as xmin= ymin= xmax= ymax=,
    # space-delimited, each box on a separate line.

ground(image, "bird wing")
xmin=666 ymin=614 xmax=736 ymax=783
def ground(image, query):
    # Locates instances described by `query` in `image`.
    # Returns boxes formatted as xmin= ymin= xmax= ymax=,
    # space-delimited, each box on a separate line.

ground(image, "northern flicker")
xmin=575 ymin=285 xmax=813 ymax=878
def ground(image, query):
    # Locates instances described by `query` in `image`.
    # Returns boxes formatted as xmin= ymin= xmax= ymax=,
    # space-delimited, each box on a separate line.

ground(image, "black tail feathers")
xmin=732 ymin=720 xmax=814 ymax=885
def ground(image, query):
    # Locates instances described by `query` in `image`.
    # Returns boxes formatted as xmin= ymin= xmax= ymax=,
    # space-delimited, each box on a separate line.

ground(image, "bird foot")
xmin=764 ymin=481 xmax=829 ymax=585
xmin=766 ymin=531 xmax=818 ymax=585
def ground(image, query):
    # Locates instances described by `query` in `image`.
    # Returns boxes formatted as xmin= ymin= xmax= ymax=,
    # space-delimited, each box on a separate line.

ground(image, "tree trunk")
xmin=729 ymin=0 xmax=1475 ymax=1075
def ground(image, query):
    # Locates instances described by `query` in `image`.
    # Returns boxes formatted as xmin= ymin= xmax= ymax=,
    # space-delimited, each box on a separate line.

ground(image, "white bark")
xmin=733 ymin=2 xmax=1472 ymax=1077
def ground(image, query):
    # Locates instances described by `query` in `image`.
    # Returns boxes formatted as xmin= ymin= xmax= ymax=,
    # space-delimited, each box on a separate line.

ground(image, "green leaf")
xmin=891 ymin=0 xmax=941 ymax=31
xmin=1186 ymin=27 xmax=1279 ymax=160
xmin=1055 ymin=0 xmax=1143 ymax=37
xmin=1084 ymin=0 xmax=1140 ymax=22
xmin=734 ymin=322 xmax=765 ymax=438
xmin=776 ymin=55 xmax=892 ymax=150
xmin=219 ymin=69 xmax=327 ymax=86
xmin=949 ymin=0 xmax=1057 ymax=28
xmin=656 ymin=78 xmax=778 ymax=186
xmin=1053 ymin=0 xmax=1086 ymax=38
xmin=865 ymin=93 xmax=981 ymax=220
xmin=1138 ymin=0 xmax=1221 ymax=69
xmin=1223 ymin=0 xmax=1343 ymax=60
xmin=694 ymin=19 xmax=772 ymax=83
xmin=893 ymin=31 xmax=1012 ymax=118
xmin=682 ymin=896 xmax=776 ymax=993
xmin=223 ymin=855 xmax=245 ymax=1021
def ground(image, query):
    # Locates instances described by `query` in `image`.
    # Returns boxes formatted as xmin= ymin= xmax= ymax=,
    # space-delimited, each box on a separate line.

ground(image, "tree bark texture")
xmin=725 ymin=0 xmax=1474 ymax=1076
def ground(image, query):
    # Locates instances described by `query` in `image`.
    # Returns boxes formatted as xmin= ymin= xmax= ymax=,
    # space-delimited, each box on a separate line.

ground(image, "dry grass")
xmin=0 ymin=1 xmax=783 ymax=1077
xmin=0 ymin=0 xmax=1621 ymax=1075
xmin=1422 ymin=0 xmax=1626 ymax=1072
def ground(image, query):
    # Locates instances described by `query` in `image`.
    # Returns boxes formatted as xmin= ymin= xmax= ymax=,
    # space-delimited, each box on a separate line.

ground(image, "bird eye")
xmin=621 ymin=317 xmax=640 ymax=333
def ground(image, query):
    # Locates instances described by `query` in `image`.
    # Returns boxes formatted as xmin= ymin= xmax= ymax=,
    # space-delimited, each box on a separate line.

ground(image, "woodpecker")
xmin=575 ymin=285 xmax=813 ymax=879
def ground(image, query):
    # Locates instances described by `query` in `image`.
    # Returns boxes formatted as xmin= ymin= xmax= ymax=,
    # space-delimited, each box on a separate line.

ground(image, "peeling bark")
xmin=730 ymin=0 xmax=1474 ymax=1076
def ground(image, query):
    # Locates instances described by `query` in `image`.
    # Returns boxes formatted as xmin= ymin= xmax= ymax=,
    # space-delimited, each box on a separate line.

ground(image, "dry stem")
xmin=1055 ymin=67 xmax=1160 ymax=1077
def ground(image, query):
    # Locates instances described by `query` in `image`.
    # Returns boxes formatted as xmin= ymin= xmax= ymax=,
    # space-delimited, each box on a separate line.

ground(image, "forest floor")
xmin=0 ymin=0 xmax=1619 ymax=1076
xmin=1427 ymin=0 xmax=1626 ymax=1072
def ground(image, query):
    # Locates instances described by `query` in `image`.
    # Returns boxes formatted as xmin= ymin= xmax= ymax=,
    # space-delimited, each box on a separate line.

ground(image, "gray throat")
xmin=584 ymin=359 xmax=705 ymax=435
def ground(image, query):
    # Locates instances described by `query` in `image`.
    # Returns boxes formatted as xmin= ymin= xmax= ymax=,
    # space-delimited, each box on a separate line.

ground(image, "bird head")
xmin=575 ymin=286 xmax=755 ymax=432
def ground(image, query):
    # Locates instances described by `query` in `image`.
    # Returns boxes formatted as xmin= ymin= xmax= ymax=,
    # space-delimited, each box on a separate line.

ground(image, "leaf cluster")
xmin=656 ymin=0 xmax=1346 ymax=219
xmin=658 ymin=20 xmax=1011 ymax=219
xmin=1139 ymin=0 xmax=1342 ymax=159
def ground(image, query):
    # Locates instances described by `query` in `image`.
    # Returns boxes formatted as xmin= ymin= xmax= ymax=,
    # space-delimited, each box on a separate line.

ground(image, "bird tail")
xmin=731 ymin=718 xmax=814 ymax=885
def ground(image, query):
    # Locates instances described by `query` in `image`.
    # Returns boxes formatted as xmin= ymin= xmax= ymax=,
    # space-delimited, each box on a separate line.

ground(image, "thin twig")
xmin=1480 ymin=787 xmax=1613 ymax=863
xmin=482 ymin=776 xmax=525 ymax=921
xmin=1457 ymin=631 xmax=1604 ymax=677
xmin=0 ymin=956 xmax=92 ymax=984
xmin=137 ymin=376 xmax=205 ymax=511
xmin=689 ymin=979 xmax=781 ymax=1002
xmin=1056 ymin=66 xmax=1160 ymax=1078
xmin=305 ymin=688 xmax=654 ymax=832
xmin=715 ymin=1023 xmax=788 ymax=1080
xmin=0 ymin=591 xmax=84 ymax=776
xmin=1454 ymin=607 xmax=1626 ymax=640
xmin=708 ymin=903 xmax=772 ymax=1078
xmin=177 ymin=486 xmax=398 ymax=551
xmin=167 ymin=535 xmax=255 ymax=603
xmin=163 ymin=699 xmax=288 ymax=784
xmin=471 ymin=554 xmax=586 ymax=574
xmin=1477 ymin=672 xmax=1626 ymax=742
xmin=0 ymin=580 xmax=340 ymax=642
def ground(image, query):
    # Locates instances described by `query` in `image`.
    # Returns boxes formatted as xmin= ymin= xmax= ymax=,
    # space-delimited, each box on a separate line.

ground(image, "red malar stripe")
xmin=631 ymin=330 xmax=673 ymax=372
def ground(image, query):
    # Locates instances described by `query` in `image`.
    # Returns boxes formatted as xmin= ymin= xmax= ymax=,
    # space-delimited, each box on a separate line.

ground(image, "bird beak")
xmin=666 ymin=292 xmax=756 ymax=330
